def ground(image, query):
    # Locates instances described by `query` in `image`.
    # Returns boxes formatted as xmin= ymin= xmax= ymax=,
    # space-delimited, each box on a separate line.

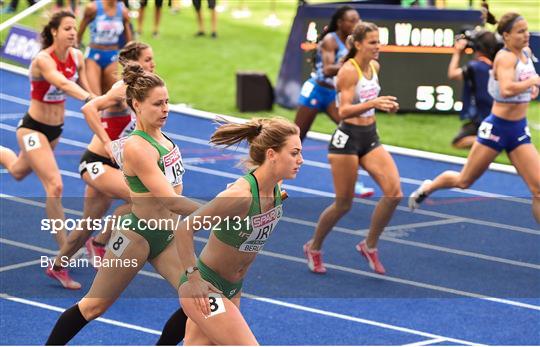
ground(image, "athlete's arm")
xmin=447 ymin=39 xmax=467 ymax=81
xmin=36 ymin=53 xmax=91 ymax=101
xmin=175 ymin=187 xmax=250 ymax=315
xmin=77 ymin=4 xmax=96 ymax=47
xmin=73 ymin=49 xmax=94 ymax=97
xmin=320 ymin=35 xmax=341 ymax=77
xmin=123 ymin=138 xmax=202 ymax=215
xmin=496 ymin=50 xmax=540 ymax=98
xmin=336 ymin=62 xmax=397 ymax=119
xmin=122 ymin=7 xmax=133 ymax=43
xmin=81 ymin=85 xmax=125 ymax=150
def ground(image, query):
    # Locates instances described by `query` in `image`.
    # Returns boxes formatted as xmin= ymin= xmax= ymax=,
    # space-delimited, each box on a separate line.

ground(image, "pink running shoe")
xmin=85 ymin=237 xmax=106 ymax=269
xmin=356 ymin=240 xmax=386 ymax=275
xmin=45 ymin=267 xmax=81 ymax=290
xmin=303 ymin=241 xmax=327 ymax=274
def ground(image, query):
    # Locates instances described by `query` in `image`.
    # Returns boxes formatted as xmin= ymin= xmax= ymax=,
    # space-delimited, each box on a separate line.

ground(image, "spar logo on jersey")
xmin=251 ymin=205 xmax=283 ymax=228
xmin=163 ymin=147 xmax=180 ymax=166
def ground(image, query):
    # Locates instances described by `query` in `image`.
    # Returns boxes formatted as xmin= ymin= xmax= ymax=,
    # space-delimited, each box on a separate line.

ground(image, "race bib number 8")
xmin=109 ymin=231 xmax=131 ymax=258
xmin=206 ymin=293 xmax=226 ymax=318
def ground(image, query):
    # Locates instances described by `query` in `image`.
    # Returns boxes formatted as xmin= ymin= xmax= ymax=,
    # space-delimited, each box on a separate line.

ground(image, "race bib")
xmin=109 ymin=230 xmax=130 ymax=258
xmin=331 ymin=129 xmax=349 ymax=149
xmin=205 ymin=293 xmax=226 ymax=318
xmin=111 ymin=136 xmax=128 ymax=169
xmin=478 ymin=122 xmax=493 ymax=140
xmin=239 ymin=205 xmax=282 ymax=253
xmin=23 ymin=132 xmax=41 ymax=151
xmin=162 ymin=146 xmax=184 ymax=187
xmin=300 ymin=80 xmax=315 ymax=98
xmin=87 ymin=162 xmax=105 ymax=180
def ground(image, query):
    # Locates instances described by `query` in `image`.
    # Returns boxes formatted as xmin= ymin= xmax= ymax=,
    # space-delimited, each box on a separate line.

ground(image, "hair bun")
xmin=122 ymin=62 xmax=144 ymax=87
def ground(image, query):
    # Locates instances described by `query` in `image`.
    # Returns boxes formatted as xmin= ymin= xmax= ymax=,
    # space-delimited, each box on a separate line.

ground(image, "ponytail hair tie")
xmin=256 ymin=124 xmax=263 ymax=135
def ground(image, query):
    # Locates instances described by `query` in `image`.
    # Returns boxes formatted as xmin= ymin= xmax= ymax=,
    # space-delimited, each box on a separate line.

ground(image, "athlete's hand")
xmin=531 ymin=85 xmax=539 ymax=100
xmin=372 ymin=96 xmax=399 ymax=113
xmin=454 ymin=39 xmax=467 ymax=53
xmin=180 ymin=273 xmax=222 ymax=316
xmin=104 ymin=141 xmax=115 ymax=162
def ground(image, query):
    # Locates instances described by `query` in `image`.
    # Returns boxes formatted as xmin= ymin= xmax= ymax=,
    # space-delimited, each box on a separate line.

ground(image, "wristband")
xmin=84 ymin=96 xmax=93 ymax=104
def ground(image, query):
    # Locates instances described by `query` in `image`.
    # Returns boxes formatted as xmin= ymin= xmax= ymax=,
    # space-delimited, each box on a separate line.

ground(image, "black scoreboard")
xmin=276 ymin=3 xmax=484 ymax=113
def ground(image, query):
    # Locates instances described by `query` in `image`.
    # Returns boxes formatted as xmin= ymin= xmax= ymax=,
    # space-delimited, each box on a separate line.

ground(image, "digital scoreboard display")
xmin=276 ymin=4 xmax=484 ymax=113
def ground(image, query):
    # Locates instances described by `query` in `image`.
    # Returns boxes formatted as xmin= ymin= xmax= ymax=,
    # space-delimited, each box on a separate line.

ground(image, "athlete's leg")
xmin=181 ymin=290 xmax=257 ymax=345
xmin=507 ymin=143 xmax=540 ymax=223
xmin=16 ymin=128 xmax=67 ymax=247
xmin=424 ymin=142 xmax=499 ymax=194
xmin=309 ymin=154 xmax=358 ymax=250
xmin=85 ymin=58 xmax=102 ymax=95
xmin=101 ymin=62 xmax=119 ymax=96
xmin=294 ymin=106 xmax=319 ymax=142
xmin=46 ymin=228 xmax=149 ymax=344
xmin=359 ymin=146 xmax=402 ymax=249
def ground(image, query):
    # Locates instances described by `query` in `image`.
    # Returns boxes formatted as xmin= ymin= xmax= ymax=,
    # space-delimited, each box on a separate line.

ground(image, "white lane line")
xmin=0 ymin=259 xmax=42 ymax=272
xmin=0 ymin=97 xmax=528 ymax=205
xmin=2 ymin=190 xmax=539 ymax=270
xmin=1 ymin=233 xmax=538 ymax=312
xmin=0 ymin=253 xmax=482 ymax=345
xmin=185 ymin=164 xmax=539 ymax=236
xmin=402 ymin=337 xmax=448 ymax=346
xmin=0 ymin=294 xmax=161 ymax=336
xmin=243 ymin=295 xmax=481 ymax=346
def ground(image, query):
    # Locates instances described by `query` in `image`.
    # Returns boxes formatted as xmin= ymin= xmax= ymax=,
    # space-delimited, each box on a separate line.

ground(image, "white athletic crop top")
xmin=337 ymin=59 xmax=381 ymax=118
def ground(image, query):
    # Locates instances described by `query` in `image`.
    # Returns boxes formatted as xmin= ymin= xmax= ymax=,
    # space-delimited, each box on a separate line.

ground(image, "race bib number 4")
xmin=163 ymin=146 xmax=185 ymax=186
xmin=239 ymin=205 xmax=282 ymax=252
xmin=478 ymin=122 xmax=493 ymax=140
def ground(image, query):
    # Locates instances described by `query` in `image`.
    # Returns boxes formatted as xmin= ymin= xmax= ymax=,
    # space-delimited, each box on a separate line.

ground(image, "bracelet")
xmin=84 ymin=95 xmax=93 ymax=104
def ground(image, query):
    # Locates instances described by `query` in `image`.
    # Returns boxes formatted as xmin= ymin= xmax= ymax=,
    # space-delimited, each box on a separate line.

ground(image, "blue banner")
xmin=1 ymin=25 xmax=41 ymax=66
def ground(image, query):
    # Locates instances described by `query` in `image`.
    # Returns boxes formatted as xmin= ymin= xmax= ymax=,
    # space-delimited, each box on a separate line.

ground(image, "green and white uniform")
xmin=111 ymin=130 xmax=185 ymax=259
xmin=181 ymin=171 xmax=283 ymax=299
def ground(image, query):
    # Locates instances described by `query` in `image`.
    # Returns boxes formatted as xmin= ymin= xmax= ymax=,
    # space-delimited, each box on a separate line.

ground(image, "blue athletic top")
xmin=89 ymin=1 xmax=125 ymax=46
xmin=313 ymin=32 xmax=348 ymax=86
xmin=488 ymin=48 xmax=537 ymax=104
xmin=460 ymin=58 xmax=493 ymax=123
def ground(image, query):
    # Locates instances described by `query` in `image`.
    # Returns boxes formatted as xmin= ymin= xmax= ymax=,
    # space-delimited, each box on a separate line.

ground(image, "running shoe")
xmin=356 ymin=240 xmax=386 ymax=275
xmin=408 ymin=179 xmax=432 ymax=211
xmin=355 ymin=181 xmax=375 ymax=198
xmin=85 ymin=237 xmax=106 ymax=269
xmin=303 ymin=240 xmax=326 ymax=274
xmin=45 ymin=267 xmax=81 ymax=290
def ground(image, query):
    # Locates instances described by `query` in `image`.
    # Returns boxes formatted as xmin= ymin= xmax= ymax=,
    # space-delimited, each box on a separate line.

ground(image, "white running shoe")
xmin=408 ymin=180 xmax=432 ymax=211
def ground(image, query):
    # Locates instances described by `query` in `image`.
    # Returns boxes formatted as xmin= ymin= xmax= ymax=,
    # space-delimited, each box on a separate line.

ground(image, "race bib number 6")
xmin=23 ymin=132 xmax=41 ymax=151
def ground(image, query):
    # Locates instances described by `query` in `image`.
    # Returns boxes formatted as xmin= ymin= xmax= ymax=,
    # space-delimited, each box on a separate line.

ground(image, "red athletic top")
xmin=30 ymin=49 xmax=79 ymax=104
xmin=101 ymin=109 xmax=136 ymax=140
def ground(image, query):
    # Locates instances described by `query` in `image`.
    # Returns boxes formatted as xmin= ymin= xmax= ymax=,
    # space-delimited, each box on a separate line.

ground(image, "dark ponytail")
xmin=40 ymin=10 xmax=75 ymax=49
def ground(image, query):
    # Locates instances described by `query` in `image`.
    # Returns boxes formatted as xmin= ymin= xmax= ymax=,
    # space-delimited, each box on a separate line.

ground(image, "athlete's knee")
xmin=44 ymin=178 xmax=63 ymax=197
xmin=333 ymin=198 xmax=353 ymax=214
xmin=456 ymin=177 xmax=474 ymax=190
xmin=78 ymin=299 xmax=109 ymax=320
